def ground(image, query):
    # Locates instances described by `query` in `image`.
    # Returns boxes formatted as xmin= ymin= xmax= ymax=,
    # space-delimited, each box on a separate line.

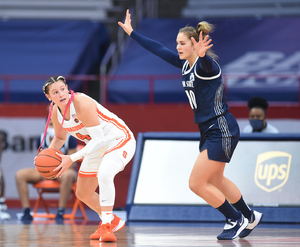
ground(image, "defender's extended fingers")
xmin=199 ymin=31 xmax=203 ymax=40
xmin=202 ymin=34 xmax=210 ymax=42
xmin=206 ymin=39 xmax=212 ymax=45
xmin=191 ymin=37 xmax=197 ymax=45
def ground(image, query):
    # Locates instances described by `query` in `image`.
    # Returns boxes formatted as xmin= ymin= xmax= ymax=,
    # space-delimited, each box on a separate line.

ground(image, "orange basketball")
xmin=35 ymin=148 xmax=63 ymax=179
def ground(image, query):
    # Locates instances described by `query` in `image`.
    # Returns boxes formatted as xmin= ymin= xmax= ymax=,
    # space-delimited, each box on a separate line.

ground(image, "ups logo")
xmin=254 ymin=151 xmax=291 ymax=192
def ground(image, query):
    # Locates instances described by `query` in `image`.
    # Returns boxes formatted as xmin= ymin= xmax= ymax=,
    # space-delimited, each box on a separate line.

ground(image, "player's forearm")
xmin=131 ymin=31 xmax=182 ymax=68
xmin=48 ymin=137 xmax=65 ymax=151
xmin=70 ymin=125 xmax=106 ymax=162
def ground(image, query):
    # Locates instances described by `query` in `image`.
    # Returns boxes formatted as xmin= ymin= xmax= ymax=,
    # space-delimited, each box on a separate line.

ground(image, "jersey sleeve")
xmin=197 ymin=55 xmax=219 ymax=75
xmin=68 ymin=135 xmax=78 ymax=150
xmin=130 ymin=31 xmax=182 ymax=68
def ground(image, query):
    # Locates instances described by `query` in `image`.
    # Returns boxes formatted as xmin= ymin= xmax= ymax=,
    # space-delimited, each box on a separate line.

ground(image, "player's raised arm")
xmin=118 ymin=9 xmax=182 ymax=68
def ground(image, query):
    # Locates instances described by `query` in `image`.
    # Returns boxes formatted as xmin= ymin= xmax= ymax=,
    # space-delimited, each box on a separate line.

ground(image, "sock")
xmin=217 ymin=199 xmax=240 ymax=220
xmin=232 ymin=196 xmax=252 ymax=220
xmin=99 ymin=213 xmax=114 ymax=222
xmin=101 ymin=211 xmax=113 ymax=224
xmin=0 ymin=198 xmax=6 ymax=211
xmin=23 ymin=208 xmax=31 ymax=215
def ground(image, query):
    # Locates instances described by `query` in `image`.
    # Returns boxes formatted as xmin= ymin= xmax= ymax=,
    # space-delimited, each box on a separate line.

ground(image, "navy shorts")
xmin=198 ymin=111 xmax=240 ymax=163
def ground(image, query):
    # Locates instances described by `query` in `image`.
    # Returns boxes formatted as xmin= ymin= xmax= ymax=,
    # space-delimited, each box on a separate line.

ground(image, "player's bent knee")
xmin=189 ymin=177 xmax=205 ymax=196
xmin=189 ymin=180 xmax=197 ymax=193
xmin=75 ymin=187 xmax=91 ymax=202
xmin=98 ymin=176 xmax=113 ymax=187
xmin=75 ymin=189 xmax=85 ymax=201
xmin=15 ymin=170 xmax=26 ymax=182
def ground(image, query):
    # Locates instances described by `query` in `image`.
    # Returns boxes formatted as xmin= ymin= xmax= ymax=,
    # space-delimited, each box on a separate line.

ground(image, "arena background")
xmin=0 ymin=1 xmax=300 ymax=211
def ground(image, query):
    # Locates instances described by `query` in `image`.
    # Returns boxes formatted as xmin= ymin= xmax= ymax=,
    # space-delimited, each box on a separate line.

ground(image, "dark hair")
xmin=43 ymin=76 xmax=66 ymax=94
xmin=248 ymin=96 xmax=269 ymax=111
xmin=179 ymin=21 xmax=218 ymax=59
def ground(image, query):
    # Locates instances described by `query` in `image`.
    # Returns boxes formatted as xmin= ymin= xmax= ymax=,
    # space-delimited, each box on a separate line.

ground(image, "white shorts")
xmin=78 ymin=138 xmax=136 ymax=177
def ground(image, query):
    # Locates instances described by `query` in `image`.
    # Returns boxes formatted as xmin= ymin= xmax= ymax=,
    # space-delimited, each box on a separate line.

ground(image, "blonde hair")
xmin=179 ymin=21 xmax=218 ymax=59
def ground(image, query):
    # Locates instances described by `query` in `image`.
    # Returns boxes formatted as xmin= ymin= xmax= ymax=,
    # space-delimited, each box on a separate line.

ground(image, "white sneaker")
xmin=239 ymin=210 xmax=263 ymax=238
xmin=0 ymin=203 xmax=7 ymax=211
xmin=0 ymin=210 xmax=11 ymax=220
xmin=217 ymin=213 xmax=248 ymax=240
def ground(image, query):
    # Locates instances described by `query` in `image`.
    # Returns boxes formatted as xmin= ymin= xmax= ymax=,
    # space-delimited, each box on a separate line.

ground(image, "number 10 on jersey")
xmin=185 ymin=90 xmax=197 ymax=109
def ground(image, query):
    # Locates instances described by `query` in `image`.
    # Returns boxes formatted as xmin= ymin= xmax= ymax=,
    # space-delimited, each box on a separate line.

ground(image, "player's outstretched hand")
xmin=118 ymin=9 xmax=134 ymax=36
xmin=191 ymin=31 xmax=213 ymax=58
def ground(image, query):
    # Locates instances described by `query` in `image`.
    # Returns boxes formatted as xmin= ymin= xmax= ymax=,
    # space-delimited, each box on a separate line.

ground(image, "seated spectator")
xmin=243 ymin=96 xmax=279 ymax=133
xmin=15 ymin=119 xmax=78 ymax=223
xmin=0 ymin=134 xmax=11 ymax=220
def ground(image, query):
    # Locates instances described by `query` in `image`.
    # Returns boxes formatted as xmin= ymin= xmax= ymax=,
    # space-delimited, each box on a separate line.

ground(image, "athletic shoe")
xmin=0 ymin=210 xmax=11 ymax=220
xmin=20 ymin=212 xmax=33 ymax=222
xmin=90 ymin=214 xmax=125 ymax=240
xmin=239 ymin=210 xmax=263 ymax=238
xmin=99 ymin=223 xmax=117 ymax=242
xmin=0 ymin=203 xmax=7 ymax=211
xmin=0 ymin=203 xmax=10 ymax=220
xmin=217 ymin=213 xmax=248 ymax=240
xmin=55 ymin=212 xmax=64 ymax=224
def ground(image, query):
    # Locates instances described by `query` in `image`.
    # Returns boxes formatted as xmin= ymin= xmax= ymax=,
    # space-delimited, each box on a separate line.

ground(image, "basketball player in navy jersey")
xmin=119 ymin=10 xmax=263 ymax=240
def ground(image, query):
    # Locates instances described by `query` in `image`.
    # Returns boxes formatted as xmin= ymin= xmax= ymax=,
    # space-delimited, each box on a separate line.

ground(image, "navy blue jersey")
xmin=182 ymin=57 xmax=229 ymax=123
xmin=131 ymin=31 xmax=229 ymax=123
xmin=36 ymin=129 xmax=77 ymax=155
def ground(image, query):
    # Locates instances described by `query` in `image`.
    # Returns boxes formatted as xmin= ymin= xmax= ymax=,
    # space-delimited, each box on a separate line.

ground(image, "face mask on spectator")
xmin=250 ymin=119 xmax=264 ymax=131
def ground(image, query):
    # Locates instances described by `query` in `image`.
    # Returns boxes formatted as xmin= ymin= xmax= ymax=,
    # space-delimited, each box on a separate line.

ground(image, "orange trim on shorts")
xmin=96 ymin=109 xmax=132 ymax=155
xmin=78 ymin=171 xmax=97 ymax=177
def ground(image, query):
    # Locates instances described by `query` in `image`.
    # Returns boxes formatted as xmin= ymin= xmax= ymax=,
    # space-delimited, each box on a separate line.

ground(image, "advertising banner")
xmin=134 ymin=139 xmax=300 ymax=206
xmin=127 ymin=132 xmax=300 ymax=222
xmin=0 ymin=118 xmax=45 ymax=199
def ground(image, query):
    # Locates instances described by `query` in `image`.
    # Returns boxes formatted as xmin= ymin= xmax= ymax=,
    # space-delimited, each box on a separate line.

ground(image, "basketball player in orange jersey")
xmin=42 ymin=76 xmax=136 ymax=242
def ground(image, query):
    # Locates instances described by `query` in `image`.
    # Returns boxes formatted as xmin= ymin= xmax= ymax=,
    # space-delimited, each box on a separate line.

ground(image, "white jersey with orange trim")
xmin=56 ymin=93 xmax=134 ymax=155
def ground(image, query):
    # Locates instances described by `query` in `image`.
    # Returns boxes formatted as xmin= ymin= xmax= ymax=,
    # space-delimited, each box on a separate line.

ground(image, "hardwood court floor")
xmin=1 ymin=220 xmax=300 ymax=247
